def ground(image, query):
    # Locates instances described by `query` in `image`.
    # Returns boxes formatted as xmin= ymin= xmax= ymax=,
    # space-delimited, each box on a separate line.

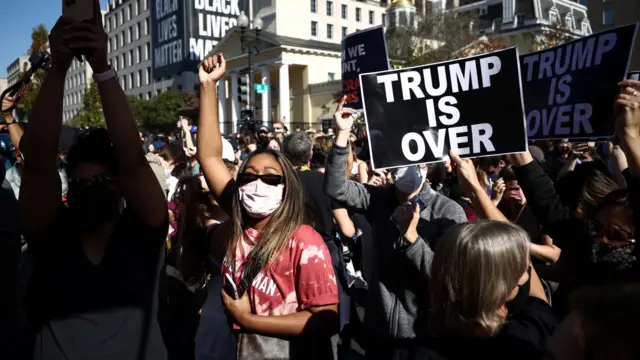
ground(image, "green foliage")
xmin=129 ymin=89 xmax=185 ymax=133
xmin=16 ymin=24 xmax=49 ymax=120
xmin=70 ymin=81 xmax=105 ymax=128
xmin=29 ymin=24 xmax=49 ymax=55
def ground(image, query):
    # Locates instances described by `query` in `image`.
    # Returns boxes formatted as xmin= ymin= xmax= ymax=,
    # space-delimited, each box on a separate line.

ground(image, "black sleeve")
xmin=626 ymin=173 xmax=640 ymax=263
xmin=513 ymin=161 xmax=586 ymax=254
xmin=622 ymin=168 xmax=632 ymax=187
xmin=499 ymin=298 xmax=556 ymax=352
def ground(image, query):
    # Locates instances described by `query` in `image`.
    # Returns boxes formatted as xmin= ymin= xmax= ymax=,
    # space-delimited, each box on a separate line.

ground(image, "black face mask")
xmin=506 ymin=266 xmax=532 ymax=315
xmin=67 ymin=183 xmax=120 ymax=230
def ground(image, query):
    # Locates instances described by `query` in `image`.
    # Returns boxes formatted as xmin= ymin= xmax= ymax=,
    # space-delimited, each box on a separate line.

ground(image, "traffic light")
xmin=240 ymin=109 xmax=253 ymax=122
xmin=238 ymin=75 xmax=250 ymax=104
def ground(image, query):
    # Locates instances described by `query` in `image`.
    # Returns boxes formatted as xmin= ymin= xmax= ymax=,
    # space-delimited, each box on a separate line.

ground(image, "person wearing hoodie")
xmin=324 ymin=97 xmax=467 ymax=359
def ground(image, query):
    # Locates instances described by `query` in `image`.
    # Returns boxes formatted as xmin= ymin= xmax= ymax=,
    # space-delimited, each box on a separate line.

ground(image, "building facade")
xmin=6 ymin=56 xmax=30 ymax=87
xmin=443 ymin=0 xmax=592 ymax=51
xmin=583 ymin=0 xmax=640 ymax=71
xmin=63 ymin=59 xmax=96 ymax=122
xmin=254 ymin=0 xmax=387 ymax=43
xmin=105 ymin=0 xmax=178 ymax=100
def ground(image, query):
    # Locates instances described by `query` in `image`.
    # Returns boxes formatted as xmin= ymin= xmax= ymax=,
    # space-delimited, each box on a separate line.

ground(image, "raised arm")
xmin=67 ymin=13 xmax=166 ymax=228
xmin=19 ymin=19 xmax=71 ymax=238
xmin=509 ymin=152 xmax=579 ymax=251
xmin=324 ymin=97 xmax=372 ymax=211
xmin=196 ymin=54 xmax=235 ymax=215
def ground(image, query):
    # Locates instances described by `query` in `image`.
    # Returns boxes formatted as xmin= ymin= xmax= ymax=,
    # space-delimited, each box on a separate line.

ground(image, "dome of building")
xmin=388 ymin=0 xmax=414 ymax=10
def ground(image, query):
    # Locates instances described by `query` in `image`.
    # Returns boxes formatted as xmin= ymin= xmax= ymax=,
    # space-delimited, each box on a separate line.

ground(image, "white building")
xmin=6 ymin=56 xmax=30 ymax=87
xmin=208 ymin=0 xmax=387 ymax=132
xmin=256 ymin=0 xmax=388 ymax=43
xmin=0 ymin=78 xmax=8 ymax=99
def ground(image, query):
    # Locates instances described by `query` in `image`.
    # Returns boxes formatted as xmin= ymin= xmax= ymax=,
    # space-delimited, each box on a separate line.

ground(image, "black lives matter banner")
xmin=521 ymin=24 xmax=637 ymax=140
xmin=360 ymin=48 xmax=527 ymax=170
xmin=341 ymin=26 xmax=390 ymax=110
xmin=187 ymin=0 xmax=243 ymax=61
xmin=628 ymin=71 xmax=640 ymax=80
xmin=151 ymin=0 xmax=185 ymax=79
xmin=151 ymin=0 xmax=245 ymax=79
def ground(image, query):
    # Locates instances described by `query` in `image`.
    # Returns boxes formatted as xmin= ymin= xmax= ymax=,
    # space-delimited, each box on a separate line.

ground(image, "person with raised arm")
xmin=20 ymin=4 xmax=168 ymax=358
xmin=197 ymin=54 xmax=339 ymax=359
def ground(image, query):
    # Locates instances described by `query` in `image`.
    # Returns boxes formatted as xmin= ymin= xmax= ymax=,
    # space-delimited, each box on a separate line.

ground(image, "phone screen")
xmin=223 ymin=273 xmax=239 ymax=299
xmin=411 ymin=196 xmax=427 ymax=212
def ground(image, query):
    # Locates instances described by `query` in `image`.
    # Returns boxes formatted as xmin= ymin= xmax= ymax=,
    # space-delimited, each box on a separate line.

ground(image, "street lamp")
xmin=237 ymin=11 xmax=263 ymax=126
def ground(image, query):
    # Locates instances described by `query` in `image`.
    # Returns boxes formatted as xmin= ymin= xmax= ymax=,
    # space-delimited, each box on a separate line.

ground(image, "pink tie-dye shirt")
xmin=222 ymin=225 xmax=338 ymax=317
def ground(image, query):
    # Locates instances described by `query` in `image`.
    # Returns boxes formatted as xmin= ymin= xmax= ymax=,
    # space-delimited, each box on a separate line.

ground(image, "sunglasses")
xmin=589 ymin=220 xmax=635 ymax=247
xmin=69 ymin=174 xmax=116 ymax=187
xmin=236 ymin=173 xmax=283 ymax=186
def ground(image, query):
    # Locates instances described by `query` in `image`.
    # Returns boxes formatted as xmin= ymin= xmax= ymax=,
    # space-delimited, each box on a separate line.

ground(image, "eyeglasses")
xmin=69 ymin=174 xmax=116 ymax=187
xmin=236 ymin=173 xmax=283 ymax=186
xmin=589 ymin=220 xmax=635 ymax=248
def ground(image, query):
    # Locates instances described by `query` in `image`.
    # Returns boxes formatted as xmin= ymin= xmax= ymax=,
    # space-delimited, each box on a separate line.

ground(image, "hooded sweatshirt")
xmin=324 ymin=143 xmax=466 ymax=341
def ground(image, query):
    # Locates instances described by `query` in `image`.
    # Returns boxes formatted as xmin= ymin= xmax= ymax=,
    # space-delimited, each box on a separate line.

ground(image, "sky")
xmin=0 ymin=0 xmax=107 ymax=77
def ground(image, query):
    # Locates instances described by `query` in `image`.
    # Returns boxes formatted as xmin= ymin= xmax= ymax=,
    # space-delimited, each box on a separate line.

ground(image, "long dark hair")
xmin=173 ymin=176 xmax=215 ymax=284
xmin=218 ymin=148 xmax=305 ymax=276
xmin=159 ymin=143 xmax=188 ymax=177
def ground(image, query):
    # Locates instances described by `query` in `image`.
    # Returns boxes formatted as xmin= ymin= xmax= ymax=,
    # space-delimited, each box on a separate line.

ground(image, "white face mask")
xmin=238 ymin=180 xmax=285 ymax=219
xmin=164 ymin=167 xmax=173 ymax=178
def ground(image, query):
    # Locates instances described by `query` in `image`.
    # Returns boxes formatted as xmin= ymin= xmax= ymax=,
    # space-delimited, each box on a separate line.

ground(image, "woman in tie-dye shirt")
xmin=197 ymin=53 xmax=339 ymax=360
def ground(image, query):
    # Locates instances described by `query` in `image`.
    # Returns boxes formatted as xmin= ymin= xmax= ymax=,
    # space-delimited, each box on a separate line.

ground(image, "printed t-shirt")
xmin=222 ymin=225 xmax=339 ymax=317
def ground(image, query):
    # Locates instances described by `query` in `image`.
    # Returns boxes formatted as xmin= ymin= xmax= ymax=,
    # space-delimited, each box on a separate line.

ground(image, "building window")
xmin=326 ymin=1 xmax=332 ymax=16
xmin=144 ymin=0 xmax=148 ymax=11
xmin=136 ymin=47 xmax=141 ymax=62
xmin=327 ymin=24 xmax=333 ymax=39
xmin=129 ymin=50 xmax=134 ymax=66
xmin=328 ymin=72 xmax=336 ymax=81
xmin=114 ymin=57 xmax=119 ymax=70
xmin=127 ymin=28 xmax=132 ymax=44
xmin=146 ymin=67 xmax=151 ymax=84
xmin=108 ymin=40 xmax=111 ymax=53
xmin=311 ymin=21 xmax=318 ymax=36
xmin=382 ymin=13 xmax=386 ymax=26
xmin=341 ymin=4 xmax=347 ymax=19
xmin=356 ymin=8 xmax=361 ymax=22
xmin=369 ymin=10 xmax=374 ymax=25
xmin=145 ymin=43 xmax=150 ymax=60
xmin=136 ymin=23 xmax=141 ymax=39
xmin=603 ymin=3 xmax=613 ymax=25
xmin=127 ymin=4 xmax=131 ymax=21
xmin=112 ymin=37 xmax=117 ymax=51
xmin=120 ymin=54 xmax=125 ymax=68
xmin=144 ymin=19 xmax=149 ymax=35
xmin=342 ymin=26 xmax=347 ymax=38
xmin=119 ymin=32 xmax=124 ymax=47
xmin=136 ymin=70 xmax=142 ymax=87
xmin=128 ymin=74 xmax=133 ymax=89
xmin=310 ymin=0 xmax=316 ymax=13
xmin=111 ymin=17 xmax=116 ymax=30
xmin=120 ymin=10 xmax=124 ymax=25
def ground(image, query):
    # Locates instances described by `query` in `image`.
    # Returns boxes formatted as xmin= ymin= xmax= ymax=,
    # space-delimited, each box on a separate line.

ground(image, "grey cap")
xmin=529 ymin=145 xmax=545 ymax=163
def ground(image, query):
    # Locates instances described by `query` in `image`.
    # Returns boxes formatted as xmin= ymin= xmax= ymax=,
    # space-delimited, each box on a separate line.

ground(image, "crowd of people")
xmin=2 ymin=11 xmax=640 ymax=360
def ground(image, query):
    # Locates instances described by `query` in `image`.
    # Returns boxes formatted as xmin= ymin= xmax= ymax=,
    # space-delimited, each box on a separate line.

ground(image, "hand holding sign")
xmin=199 ymin=53 xmax=226 ymax=86
xmin=615 ymin=80 xmax=640 ymax=134
xmin=334 ymin=96 xmax=357 ymax=132
xmin=65 ymin=0 xmax=109 ymax=73
xmin=449 ymin=149 xmax=482 ymax=197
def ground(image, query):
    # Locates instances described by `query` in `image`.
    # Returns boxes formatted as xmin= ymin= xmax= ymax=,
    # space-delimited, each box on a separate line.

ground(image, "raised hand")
xmin=449 ymin=150 xmax=481 ymax=196
xmin=48 ymin=18 xmax=76 ymax=74
xmin=615 ymin=80 xmax=640 ymax=135
xmin=491 ymin=178 xmax=506 ymax=205
xmin=199 ymin=53 xmax=227 ymax=85
xmin=64 ymin=0 xmax=109 ymax=73
xmin=334 ymin=95 xmax=357 ymax=132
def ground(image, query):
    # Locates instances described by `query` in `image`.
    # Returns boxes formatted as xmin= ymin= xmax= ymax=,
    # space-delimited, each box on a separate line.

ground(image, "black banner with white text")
xmin=341 ymin=26 xmax=390 ymax=110
xmin=360 ymin=47 xmax=527 ymax=170
xmin=521 ymin=24 xmax=638 ymax=140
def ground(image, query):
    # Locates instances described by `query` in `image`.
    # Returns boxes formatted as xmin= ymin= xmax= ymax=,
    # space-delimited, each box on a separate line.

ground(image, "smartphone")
xmin=411 ymin=196 xmax=427 ymax=212
xmin=63 ymin=0 xmax=95 ymax=23
xmin=223 ymin=273 xmax=239 ymax=299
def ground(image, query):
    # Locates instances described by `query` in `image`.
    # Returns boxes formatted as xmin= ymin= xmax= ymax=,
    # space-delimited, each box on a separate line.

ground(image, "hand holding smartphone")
xmin=62 ymin=0 xmax=95 ymax=23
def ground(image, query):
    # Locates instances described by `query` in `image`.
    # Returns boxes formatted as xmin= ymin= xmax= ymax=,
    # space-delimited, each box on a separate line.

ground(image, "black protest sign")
xmin=521 ymin=24 xmax=638 ymax=140
xmin=151 ymin=0 xmax=186 ymax=79
xmin=360 ymin=47 xmax=527 ymax=170
xmin=342 ymin=26 xmax=390 ymax=110
xmin=628 ymin=71 xmax=640 ymax=80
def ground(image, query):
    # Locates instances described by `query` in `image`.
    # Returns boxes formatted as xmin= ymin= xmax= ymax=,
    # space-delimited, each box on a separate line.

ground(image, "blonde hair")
xmin=429 ymin=221 xmax=530 ymax=339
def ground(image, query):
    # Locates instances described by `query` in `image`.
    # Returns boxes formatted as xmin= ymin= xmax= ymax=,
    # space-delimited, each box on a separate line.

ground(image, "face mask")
xmin=67 ymin=184 xmax=120 ymax=231
xmin=506 ymin=267 xmax=531 ymax=315
xmin=164 ymin=167 xmax=173 ymax=178
xmin=394 ymin=166 xmax=424 ymax=195
xmin=238 ymin=180 xmax=284 ymax=219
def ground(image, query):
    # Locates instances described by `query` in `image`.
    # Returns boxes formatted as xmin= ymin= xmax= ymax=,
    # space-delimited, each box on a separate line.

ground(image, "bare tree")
xmin=385 ymin=11 xmax=481 ymax=66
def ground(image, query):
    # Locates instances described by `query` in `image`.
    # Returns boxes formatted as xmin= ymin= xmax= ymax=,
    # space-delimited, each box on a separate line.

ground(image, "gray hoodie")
xmin=324 ymin=143 xmax=466 ymax=341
